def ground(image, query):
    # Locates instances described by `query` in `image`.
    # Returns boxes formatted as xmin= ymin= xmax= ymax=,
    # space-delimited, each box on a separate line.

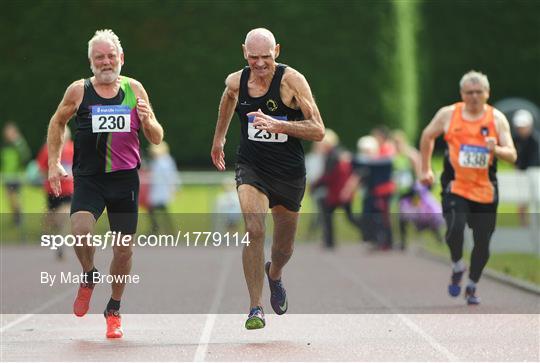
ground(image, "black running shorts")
xmin=235 ymin=163 xmax=306 ymax=212
xmin=71 ymin=169 xmax=139 ymax=234
xmin=441 ymin=192 xmax=498 ymax=236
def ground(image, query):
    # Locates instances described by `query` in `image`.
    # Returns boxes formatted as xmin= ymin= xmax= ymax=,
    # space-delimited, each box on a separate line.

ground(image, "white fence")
xmin=497 ymin=168 xmax=540 ymax=209
xmin=487 ymin=168 xmax=540 ymax=254
xmin=1 ymin=169 xmax=538 ymax=253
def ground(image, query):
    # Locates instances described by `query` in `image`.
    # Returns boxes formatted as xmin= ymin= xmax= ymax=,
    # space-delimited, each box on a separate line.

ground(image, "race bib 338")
xmin=458 ymin=144 xmax=490 ymax=169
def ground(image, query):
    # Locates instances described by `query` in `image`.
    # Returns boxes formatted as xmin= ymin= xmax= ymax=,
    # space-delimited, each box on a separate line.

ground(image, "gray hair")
xmin=88 ymin=29 xmax=123 ymax=59
xmin=459 ymin=70 xmax=490 ymax=91
xmin=244 ymin=28 xmax=276 ymax=48
xmin=357 ymin=135 xmax=379 ymax=155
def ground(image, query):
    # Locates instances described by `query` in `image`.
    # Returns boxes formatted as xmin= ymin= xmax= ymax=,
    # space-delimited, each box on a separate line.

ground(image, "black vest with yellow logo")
xmin=235 ymin=64 xmax=305 ymax=179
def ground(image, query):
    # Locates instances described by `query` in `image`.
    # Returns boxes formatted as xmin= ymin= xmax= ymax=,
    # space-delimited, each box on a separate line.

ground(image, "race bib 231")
xmin=247 ymin=115 xmax=288 ymax=143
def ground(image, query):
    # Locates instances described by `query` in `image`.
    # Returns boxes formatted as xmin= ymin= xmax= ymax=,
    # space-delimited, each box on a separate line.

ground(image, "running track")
xmin=1 ymin=243 xmax=539 ymax=361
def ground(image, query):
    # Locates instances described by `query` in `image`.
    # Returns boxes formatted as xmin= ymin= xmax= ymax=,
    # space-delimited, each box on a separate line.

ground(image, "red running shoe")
xmin=73 ymin=284 xmax=94 ymax=317
xmin=105 ymin=310 xmax=123 ymax=338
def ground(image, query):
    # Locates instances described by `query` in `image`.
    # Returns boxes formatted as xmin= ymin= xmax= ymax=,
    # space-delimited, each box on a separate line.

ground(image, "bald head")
xmin=242 ymin=28 xmax=280 ymax=77
xmin=244 ymin=28 xmax=276 ymax=49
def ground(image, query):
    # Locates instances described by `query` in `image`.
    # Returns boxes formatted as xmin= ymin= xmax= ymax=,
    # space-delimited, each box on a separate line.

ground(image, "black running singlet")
xmin=73 ymin=77 xmax=141 ymax=176
xmin=235 ymin=64 xmax=305 ymax=179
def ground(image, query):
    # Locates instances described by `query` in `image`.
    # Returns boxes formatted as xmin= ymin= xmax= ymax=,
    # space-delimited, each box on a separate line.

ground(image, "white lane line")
xmin=0 ymin=288 xmax=73 ymax=333
xmin=324 ymin=253 xmax=458 ymax=362
xmin=193 ymin=251 xmax=234 ymax=362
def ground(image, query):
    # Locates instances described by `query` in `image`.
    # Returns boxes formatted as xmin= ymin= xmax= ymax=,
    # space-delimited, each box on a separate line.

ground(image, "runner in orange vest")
xmin=419 ymin=70 xmax=516 ymax=305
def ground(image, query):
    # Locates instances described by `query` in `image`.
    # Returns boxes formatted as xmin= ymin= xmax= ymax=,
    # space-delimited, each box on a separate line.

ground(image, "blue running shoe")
xmin=448 ymin=268 xmax=466 ymax=297
xmin=265 ymin=261 xmax=288 ymax=315
xmin=465 ymin=285 xmax=481 ymax=305
xmin=245 ymin=306 xmax=265 ymax=330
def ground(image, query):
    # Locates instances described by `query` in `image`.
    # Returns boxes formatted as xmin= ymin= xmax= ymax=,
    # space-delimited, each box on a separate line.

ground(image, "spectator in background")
xmin=137 ymin=160 xmax=151 ymax=216
xmin=392 ymin=130 xmax=421 ymax=190
xmin=512 ymin=109 xmax=540 ymax=225
xmin=1 ymin=121 xmax=31 ymax=227
xmin=392 ymin=130 xmax=419 ymax=248
xmin=312 ymin=129 xmax=361 ymax=249
xmin=392 ymin=130 xmax=444 ymax=249
xmin=36 ymin=128 xmax=74 ymax=259
xmin=347 ymin=135 xmax=395 ymax=250
xmin=372 ymin=126 xmax=396 ymax=158
xmin=305 ymin=140 xmax=326 ymax=238
xmin=148 ymin=141 xmax=180 ymax=233
xmin=305 ymin=140 xmax=325 ymax=183
xmin=213 ymin=178 xmax=242 ymax=233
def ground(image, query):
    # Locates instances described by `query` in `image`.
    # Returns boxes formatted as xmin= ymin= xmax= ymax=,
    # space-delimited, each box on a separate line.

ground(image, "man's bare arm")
xmin=491 ymin=109 xmax=517 ymax=163
xmin=47 ymin=80 xmax=83 ymax=195
xmin=406 ymin=146 xmax=422 ymax=179
xmin=281 ymin=70 xmax=325 ymax=141
xmin=419 ymin=106 xmax=452 ymax=186
xmin=420 ymin=106 xmax=452 ymax=173
xmin=211 ymin=71 xmax=241 ymax=171
xmin=130 ymin=79 xmax=163 ymax=145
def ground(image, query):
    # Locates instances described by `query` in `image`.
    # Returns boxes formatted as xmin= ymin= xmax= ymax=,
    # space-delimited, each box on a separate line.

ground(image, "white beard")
xmin=91 ymin=63 xmax=122 ymax=84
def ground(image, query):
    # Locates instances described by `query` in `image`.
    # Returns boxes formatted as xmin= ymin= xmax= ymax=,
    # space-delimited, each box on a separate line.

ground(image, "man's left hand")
xmin=136 ymin=97 xmax=151 ymax=123
xmin=485 ymin=136 xmax=497 ymax=152
xmin=248 ymin=109 xmax=285 ymax=134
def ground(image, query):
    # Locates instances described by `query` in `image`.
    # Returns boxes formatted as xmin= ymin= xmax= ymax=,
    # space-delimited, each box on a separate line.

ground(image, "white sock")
xmin=452 ymin=259 xmax=465 ymax=273
xmin=467 ymin=279 xmax=476 ymax=288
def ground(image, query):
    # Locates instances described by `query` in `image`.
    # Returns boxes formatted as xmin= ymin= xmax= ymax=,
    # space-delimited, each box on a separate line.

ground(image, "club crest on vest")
xmin=266 ymin=99 xmax=278 ymax=112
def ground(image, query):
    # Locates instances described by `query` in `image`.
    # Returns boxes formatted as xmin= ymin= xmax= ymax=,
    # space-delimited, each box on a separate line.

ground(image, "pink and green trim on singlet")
xmin=104 ymin=77 xmax=141 ymax=173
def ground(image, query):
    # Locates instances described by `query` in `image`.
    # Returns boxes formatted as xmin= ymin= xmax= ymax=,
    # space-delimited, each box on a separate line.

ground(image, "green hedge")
xmin=2 ymin=0 xmax=538 ymax=167
xmin=417 ymin=0 xmax=540 ymax=137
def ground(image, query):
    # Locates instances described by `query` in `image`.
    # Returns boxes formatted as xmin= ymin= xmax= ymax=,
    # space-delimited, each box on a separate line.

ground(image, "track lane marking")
xmin=1 ymin=288 xmax=73 ymax=333
xmin=193 ymin=251 xmax=234 ymax=362
xmin=324 ymin=253 xmax=458 ymax=361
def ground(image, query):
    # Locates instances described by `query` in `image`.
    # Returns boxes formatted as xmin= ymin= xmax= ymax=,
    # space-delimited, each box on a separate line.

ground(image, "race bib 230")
xmin=91 ymin=105 xmax=131 ymax=133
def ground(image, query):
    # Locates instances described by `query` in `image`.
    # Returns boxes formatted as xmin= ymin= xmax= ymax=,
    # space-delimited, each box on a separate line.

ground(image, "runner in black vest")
xmin=47 ymin=29 xmax=164 ymax=339
xmin=211 ymin=28 xmax=325 ymax=329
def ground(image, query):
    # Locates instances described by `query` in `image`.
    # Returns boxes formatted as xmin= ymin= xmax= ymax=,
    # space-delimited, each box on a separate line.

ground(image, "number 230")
xmin=98 ymin=115 xmax=126 ymax=130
